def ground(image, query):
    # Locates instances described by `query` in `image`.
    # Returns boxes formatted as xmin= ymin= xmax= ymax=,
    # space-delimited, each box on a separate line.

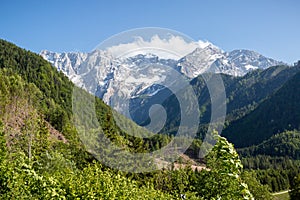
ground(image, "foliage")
xmin=290 ymin=173 xmax=300 ymax=200
xmin=0 ymin=152 xmax=177 ymax=199
xmin=196 ymin=133 xmax=253 ymax=199
xmin=241 ymin=171 xmax=272 ymax=200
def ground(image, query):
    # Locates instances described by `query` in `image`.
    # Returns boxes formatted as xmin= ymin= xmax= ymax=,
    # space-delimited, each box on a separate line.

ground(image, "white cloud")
xmin=106 ymin=35 xmax=213 ymax=60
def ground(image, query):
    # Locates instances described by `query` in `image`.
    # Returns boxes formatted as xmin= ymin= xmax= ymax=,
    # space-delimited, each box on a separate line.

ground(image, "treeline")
xmin=255 ymin=168 xmax=299 ymax=192
xmin=242 ymin=155 xmax=300 ymax=170
xmin=239 ymin=130 xmax=300 ymax=159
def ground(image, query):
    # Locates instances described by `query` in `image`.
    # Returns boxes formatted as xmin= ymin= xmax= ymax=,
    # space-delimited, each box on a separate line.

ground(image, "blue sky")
xmin=1 ymin=0 xmax=299 ymax=63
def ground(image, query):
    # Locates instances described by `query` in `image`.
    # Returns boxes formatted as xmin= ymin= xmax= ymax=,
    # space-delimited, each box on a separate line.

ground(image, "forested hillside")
xmin=139 ymin=62 xmax=300 ymax=146
xmin=0 ymin=39 xmax=172 ymax=198
xmin=239 ymin=131 xmax=300 ymax=159
xmin=223 ymin=66 xmax=300 ymax=148
xmin=238 ymin=131 xmax=300 ymax=194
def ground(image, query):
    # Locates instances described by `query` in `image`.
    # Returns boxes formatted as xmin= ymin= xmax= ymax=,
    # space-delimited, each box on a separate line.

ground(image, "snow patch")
xmin=244 ymin=64 xmax=258 ymax=70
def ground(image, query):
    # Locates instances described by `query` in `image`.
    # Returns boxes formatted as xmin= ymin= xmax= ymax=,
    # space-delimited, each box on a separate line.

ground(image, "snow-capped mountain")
xmin=40 ymin=37 xmax=284 ymax=116
xmin=177 ymin=46 xmax=284 ymax=77
xmin=177 ymin=44 xmax=229 ymax=77
xmin=41 ymin=49 xmax=180 ymax=114
xmin=227 ymin=49 xmax=283 ymax=73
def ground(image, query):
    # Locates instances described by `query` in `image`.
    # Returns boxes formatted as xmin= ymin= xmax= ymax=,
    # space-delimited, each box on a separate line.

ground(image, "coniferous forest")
xmin=1 ymin=38 xmax=300 ymax=200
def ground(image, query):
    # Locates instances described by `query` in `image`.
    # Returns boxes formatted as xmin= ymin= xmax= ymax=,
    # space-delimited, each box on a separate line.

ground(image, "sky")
xmin=1 ymin=0 xmax=299 ymax=64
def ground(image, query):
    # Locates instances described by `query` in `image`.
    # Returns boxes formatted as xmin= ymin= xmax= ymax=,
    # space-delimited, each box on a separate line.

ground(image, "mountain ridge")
xmin=147 ymin=64 xmax=300 ymax=138
xmin=41 ymin=39 xmax=284 ymax=115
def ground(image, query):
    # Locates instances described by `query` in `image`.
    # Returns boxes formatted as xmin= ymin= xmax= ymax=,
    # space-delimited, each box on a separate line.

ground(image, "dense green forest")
xmin=1 ymin=39 xmax=300 ymax=199
xmin=237 ymin=131 xmax=300 ymax=195
xmin=223 ymin=68 xmax=300 ymax=148
xmin=239 ymin=131 xmax=300 ymax=159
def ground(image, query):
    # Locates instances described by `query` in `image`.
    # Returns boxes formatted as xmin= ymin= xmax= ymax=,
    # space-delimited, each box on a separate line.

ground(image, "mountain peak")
xmin=227 ymin=49 xmax=285 ymax=71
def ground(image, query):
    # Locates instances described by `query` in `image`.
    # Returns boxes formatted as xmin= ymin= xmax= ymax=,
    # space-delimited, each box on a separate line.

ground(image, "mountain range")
xmin=40 ymin=37 xmax=284 ymax=114
xmin=41 ymin=37 xmax=300 ymax=149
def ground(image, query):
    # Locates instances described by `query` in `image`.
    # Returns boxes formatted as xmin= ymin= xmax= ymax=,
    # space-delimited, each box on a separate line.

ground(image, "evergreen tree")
xmin=290 ymin=173 xmax=300 ymax=200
